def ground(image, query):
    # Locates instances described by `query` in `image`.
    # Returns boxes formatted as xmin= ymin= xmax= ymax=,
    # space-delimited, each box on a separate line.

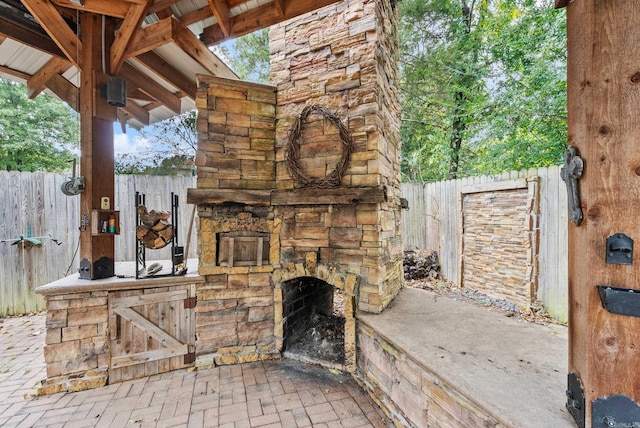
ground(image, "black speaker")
xmin=107 ymin=76 xmax=127 ymax=107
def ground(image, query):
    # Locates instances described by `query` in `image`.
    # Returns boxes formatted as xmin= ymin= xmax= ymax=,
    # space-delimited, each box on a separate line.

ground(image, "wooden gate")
xmin=108 ymin=284 xmax=196 ymax=383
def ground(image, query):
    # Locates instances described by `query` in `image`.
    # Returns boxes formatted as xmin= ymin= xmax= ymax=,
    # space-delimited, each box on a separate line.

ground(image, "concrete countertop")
xmin=36 ymin=259 xmax=204 ymax=296
xmin=357 ymin=287 xmax=574 ymax=428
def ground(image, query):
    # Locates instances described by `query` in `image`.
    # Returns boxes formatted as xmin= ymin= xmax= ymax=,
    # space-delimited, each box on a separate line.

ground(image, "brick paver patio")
xmin=0 ymin=314 xmax=390 ymax=428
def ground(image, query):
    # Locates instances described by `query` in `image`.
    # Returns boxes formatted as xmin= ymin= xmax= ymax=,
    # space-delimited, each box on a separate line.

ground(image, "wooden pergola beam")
xmin=200 ymin=0 xmax=341 ymax=46
xmin=119 ymin=100 xmax=150 ymax=126
xmin=27 ymin=56 xmax=72 ymax=98
xmin=207 ymin=0 xmax=231 ymax=37
xmin=46 ymin=73 xmax=79 ymax=111
xmin=0 ymin=64 xmax=31 ymax=81
xmin=110 ymin=0 xmax=152 ymax=75
xmin=135 ymin=52 xmax=197 ymax=97
xmin=273 ymin=0 xmax=285 ymax=16
xmin=129 ymin=16 xmax=236 ymax=78
xmin=0 ymin=14 xmax=65 ymax=58
xmin=119 ymin=62 xmax=182 ymax=114
xmin=50 ymin=0 xmax=130 ymax=18
xmin=20 ymin=0 xmax=82 ymax=68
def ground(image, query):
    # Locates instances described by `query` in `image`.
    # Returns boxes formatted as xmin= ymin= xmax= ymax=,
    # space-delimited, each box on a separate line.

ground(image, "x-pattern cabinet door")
xmin=108 ymin=284 xmax=196 ymax=383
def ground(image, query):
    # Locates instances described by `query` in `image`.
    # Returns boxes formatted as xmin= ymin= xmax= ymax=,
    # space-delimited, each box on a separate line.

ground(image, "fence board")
xmin=0 ymin=172 xmax=197 ymax=316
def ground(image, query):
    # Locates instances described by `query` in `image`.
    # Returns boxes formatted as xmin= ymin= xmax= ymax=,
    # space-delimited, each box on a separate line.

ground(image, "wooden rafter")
xmin=179 ymin=6 xmax=212 ymax=27
xmin=110 ymin=0 xmax=152 ymax=75
xmin=0 ymin=14 xmax=65 ymax=58
xmin=207 ymin=0 xmax=231 ymax=37
xmin=0 ymin=64 xmax=31 ymax=81
xmin=119 ymin=62 xmax=182 ymax=114
xmin=274 ymin=0 xmax=285 ymax=16
xmin=135 ymin=52 xmax=197 ymax=97
xmin=200 ymin=0 xmax=341 ymax=46
xmin=119 ymin=99 xmax=150 ymax=126
xmin=129 ymin=17 xmax=236 ymax=78
xmin=46 ymin=73 xmax=79 ymax=110
xmin=172 ymin=18 xmax=236 ymax=78
xmin=50 ymin=0 xmax=129 ymax=18
xmin=148 ymin=0 xmax=181 ymax=15
xmin=20 ymin=0 xmax=82 ymax=67
xmin=27 ymin=56 xmax=72 ymax=98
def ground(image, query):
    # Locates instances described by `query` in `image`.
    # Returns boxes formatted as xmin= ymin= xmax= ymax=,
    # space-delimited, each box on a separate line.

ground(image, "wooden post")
xmin=78 ymin=13 xmax=117 ymax=279
xmin=567 ymin=0 xmax=640 ymax=426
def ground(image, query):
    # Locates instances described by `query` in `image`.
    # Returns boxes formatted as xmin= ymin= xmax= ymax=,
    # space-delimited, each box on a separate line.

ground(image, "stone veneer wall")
xmin=461 ymin=179 xmax=540 ymax=309
xmin=40 ymin=291 xmax=109 ymax=394
xmin=356 ymin=321 xmax=505 ymax=427
xmin=269 ymin=0 xmax=403 ymax=313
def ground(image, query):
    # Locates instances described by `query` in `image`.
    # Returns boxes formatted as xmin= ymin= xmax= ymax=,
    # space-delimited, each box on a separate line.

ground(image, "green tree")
xmin=399 ymin=0 xmax=566 ymax=182
xmin=0 ymin=79 xmax=79 ymax=172
xmin=115 ymin=110 xmax=196 ymax=176
xmin=214 ymin=29 xmax=270 ymax=83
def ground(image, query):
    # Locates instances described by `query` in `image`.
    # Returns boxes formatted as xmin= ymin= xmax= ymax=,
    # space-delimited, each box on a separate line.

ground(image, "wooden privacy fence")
xmin=0 ymin=172 xmax=197 ymax=316
xmin=402 ymin=166 xmax=569 ymax=323
xmin=1 ymin=169 xmax=568 ymax=320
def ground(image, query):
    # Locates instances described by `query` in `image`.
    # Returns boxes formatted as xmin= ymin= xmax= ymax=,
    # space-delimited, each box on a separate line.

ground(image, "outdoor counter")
xmin=35 ymin=259 xmax=203 ymax=395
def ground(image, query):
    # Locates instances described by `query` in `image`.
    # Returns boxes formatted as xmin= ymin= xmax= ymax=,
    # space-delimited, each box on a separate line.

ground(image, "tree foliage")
xmin=115 ymin=110 xmax=196 ymax=176
xmin=0 ymin=78 xmax=79 ymax=172
xmin=215 ymin=29 xmax=270 ymax=83
xmin=400 ymin=0 xmax=567 ymax=182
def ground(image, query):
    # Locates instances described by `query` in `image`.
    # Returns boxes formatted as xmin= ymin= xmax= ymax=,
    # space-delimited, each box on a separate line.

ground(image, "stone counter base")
xmin=355 ymin=322 xmax=506 ymax=427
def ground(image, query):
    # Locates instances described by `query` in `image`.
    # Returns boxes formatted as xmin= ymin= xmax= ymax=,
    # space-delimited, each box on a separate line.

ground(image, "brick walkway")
xmin=0 ymin=314 xmax=390 ymax=428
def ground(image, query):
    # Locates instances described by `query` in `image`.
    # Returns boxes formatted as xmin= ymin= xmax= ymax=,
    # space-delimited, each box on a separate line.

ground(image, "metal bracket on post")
xmin=593 ymin=395 xmax=640 ymax=427
xmin=561 ymin=146 xmax=584 ymax=226
xmin=567 ymin=372 xmax=586 ymax=428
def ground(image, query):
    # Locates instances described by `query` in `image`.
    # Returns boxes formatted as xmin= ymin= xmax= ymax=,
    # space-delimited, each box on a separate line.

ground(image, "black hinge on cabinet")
xmin=184 ymin=352 xmax=196 ymax=365
xmin=592 ymin=395 xmax=640 ymax=427
xmin=184 ymin=297 xmax=197 ymax=309
xmin=567 ymin=372 xmax=586 ymax=428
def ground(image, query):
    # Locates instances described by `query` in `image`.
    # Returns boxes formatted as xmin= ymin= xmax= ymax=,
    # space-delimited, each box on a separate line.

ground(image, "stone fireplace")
xmin=281 ymin=277 xmax=345 ymax=366
xmin=187 ymin=0 xmax=401 ymax=372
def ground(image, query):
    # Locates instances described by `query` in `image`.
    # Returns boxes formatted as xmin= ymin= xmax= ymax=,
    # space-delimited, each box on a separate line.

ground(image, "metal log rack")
xmin=134 ymin=191 xmax=184 ymax=279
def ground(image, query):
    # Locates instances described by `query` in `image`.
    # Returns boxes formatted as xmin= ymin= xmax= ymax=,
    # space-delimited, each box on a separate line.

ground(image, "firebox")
xmin=282 ymin=277 xmax=345 ymax=366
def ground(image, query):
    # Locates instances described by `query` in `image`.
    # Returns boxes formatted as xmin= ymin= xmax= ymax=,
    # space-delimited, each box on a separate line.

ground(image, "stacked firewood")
xmin=136 ymin=206 xmax=173 ymax=249
xmin=403 ymin=249 xmax=441 ymax=280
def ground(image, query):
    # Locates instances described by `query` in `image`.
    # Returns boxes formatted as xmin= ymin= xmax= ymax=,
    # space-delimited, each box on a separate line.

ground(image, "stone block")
xmin=62 ymin=324 xmax=98 ymax=341
xmin=46 ymin=309 xmax=67 ymax=329
xmin=46 ymin=328 xmax=62 ymax=345
xmin=67 ymin=306 xmax=108 ymax=327
xmin=44 ymin=340 xmax=80 ymax=364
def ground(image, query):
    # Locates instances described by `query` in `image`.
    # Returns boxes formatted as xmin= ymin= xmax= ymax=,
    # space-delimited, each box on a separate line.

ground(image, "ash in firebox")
xmin=286 ymin=313 xmax=345 ymax=364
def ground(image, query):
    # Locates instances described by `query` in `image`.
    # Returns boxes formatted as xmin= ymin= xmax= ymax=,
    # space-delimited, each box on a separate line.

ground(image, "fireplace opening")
xmin=282 ymin=277 xmax=345 ymax=366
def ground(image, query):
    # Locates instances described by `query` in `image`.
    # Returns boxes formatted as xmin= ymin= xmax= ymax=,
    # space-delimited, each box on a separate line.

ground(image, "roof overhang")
xmin=0 ymin=0 xmax=341 ymax=128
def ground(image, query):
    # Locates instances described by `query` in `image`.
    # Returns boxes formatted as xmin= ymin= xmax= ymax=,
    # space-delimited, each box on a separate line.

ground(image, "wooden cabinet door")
xmin=108 ymin=284 xmax=196 ymax=383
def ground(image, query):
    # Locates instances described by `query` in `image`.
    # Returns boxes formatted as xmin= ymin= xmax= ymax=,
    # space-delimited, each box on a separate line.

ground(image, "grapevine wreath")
xmin=285 ymin=105 xmax=353 ymax=188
